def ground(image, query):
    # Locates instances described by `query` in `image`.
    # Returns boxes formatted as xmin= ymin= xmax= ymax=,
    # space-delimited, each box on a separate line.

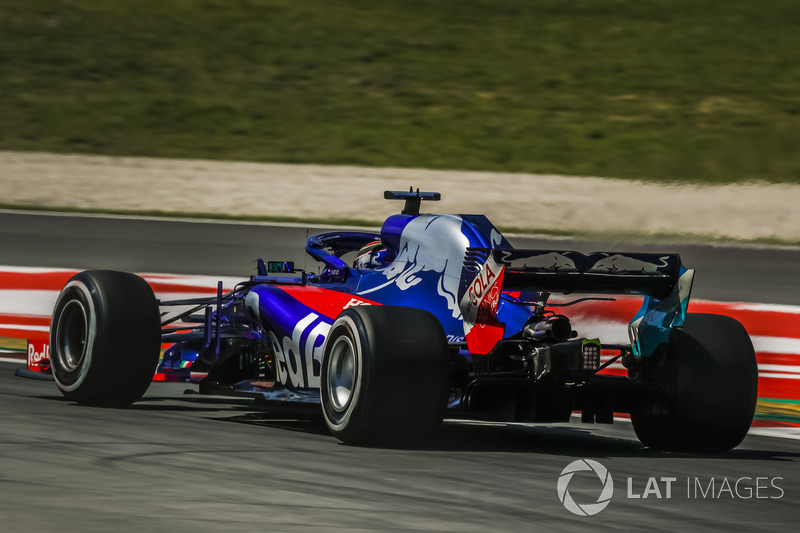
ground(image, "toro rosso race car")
xmin=36 ymin=190 xmax=757 ymax=450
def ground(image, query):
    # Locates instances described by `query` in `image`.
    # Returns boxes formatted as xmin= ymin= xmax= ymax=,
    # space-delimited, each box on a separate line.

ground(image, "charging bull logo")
xmin=499 ymin=251 xmax=577 ymax=271
xmin=590 ymin=254 xmax=670 ymax=274
xmin=358 ymin=215 xmax=469 ymax=319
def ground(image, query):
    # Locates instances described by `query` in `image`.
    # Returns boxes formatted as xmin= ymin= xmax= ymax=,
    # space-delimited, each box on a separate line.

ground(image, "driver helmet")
xmin=354 ymin=240 xmax=394 ymax=269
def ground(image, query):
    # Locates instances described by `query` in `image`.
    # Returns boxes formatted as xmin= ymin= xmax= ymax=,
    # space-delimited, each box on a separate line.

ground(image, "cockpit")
xmin=303 ymin=188 xmax=441 ymax=282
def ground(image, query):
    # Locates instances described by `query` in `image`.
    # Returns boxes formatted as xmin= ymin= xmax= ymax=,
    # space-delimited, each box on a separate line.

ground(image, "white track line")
xmin=748 ymin=428 xmax=800 ymax=441
xmin=0 ymin=208 xmax=381 ymax=231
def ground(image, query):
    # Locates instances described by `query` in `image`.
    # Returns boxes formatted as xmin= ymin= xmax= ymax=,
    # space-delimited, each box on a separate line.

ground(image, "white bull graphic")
xmin=590 ymin=254 xmax=670 ymax=273
xmin=357 ymin=214 xmax=469 ymax=319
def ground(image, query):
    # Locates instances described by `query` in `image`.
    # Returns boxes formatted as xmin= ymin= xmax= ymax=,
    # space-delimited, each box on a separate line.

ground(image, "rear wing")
xmin=464 ymin=249 xmax=682 ymax=299
xmin=458 ymin=248 xmax=694 ymax=356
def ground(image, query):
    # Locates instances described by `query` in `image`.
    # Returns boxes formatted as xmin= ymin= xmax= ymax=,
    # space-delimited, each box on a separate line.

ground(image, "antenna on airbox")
xmin=383 ymin=187 xmax=441 ymax=216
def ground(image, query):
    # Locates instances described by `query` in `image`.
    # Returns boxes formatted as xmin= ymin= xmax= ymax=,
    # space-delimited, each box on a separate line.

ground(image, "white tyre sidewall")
xmin=51 ymin=280 xmax=97 ymax=393
xmin=323 ymin=315 xmax=364 ymax=431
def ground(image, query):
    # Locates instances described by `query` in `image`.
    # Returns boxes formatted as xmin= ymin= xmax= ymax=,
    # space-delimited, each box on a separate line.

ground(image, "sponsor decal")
xmin=460 ymin=254 xmax=506 ymax=355
xmin=343 ymin=298 xmax=370 ymax=309
xmin=466 ymin=259 xmax=500 ymax=308
xmin=267 ymin=313 xmax=331 ymax=389
xmin=27 ymin=339 xmax=51 ymax=373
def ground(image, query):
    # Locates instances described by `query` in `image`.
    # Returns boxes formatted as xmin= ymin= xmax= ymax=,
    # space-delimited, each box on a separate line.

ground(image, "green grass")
xmin=1 ymin=0 xmax=799 ymax=183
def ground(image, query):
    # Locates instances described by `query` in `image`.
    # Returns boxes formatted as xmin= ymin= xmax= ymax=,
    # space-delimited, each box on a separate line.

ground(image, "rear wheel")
xmin=321 ymin=305 xmax=450 ymax=444
xmin=632 ymin=313 xmax=757 ymax=451
xmin=50 ymin=270 xmax=161 ymax=407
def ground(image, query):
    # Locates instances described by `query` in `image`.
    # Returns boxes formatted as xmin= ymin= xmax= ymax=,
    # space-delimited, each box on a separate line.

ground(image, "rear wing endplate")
xmin=458 ymin=248 xmax=694 ymax=357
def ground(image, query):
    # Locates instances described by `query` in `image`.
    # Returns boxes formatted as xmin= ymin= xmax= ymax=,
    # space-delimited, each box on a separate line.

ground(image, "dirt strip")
xmin=1 ymin=150 xmax=798 ymax=241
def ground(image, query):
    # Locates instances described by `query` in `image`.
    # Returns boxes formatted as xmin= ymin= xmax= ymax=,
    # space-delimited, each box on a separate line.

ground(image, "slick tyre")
xmin=632 ymin=313 xmax=758 ymax=451
xmin=50 ymin=270 xmax=161 ymax=407
xmin=321 ymin=305 xmax=450 ymax=445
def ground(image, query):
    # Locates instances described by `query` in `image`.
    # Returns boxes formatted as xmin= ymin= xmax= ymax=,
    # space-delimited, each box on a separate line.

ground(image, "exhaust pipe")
xmin=523 ymin=315 xmax=572 ymax=341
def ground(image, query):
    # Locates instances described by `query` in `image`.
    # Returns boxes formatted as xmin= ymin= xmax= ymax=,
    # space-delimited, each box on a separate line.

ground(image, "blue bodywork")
xmin=158 ymin=201 xmax=693 ymax=396
xmin=307 ymin=213 xmax=531 ymax=344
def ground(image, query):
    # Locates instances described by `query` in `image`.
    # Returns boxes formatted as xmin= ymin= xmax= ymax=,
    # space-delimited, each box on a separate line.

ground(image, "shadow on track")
xmin=203 ymin=406 xmax=800 ymax=461
xmin=426 ymin=422 xmax=800 ymax=462
xmin=32 ymin=389 xmax=800 ymax=462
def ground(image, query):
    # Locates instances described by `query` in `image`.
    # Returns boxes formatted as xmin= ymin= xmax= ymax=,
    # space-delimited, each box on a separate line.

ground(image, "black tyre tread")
xmin=51 ymin=270 xmax=161 ymax=407
xmin=632 ymin=313 xmax=757 ymax=451
xmin=321 ymin=305 xmax=450 ymax=445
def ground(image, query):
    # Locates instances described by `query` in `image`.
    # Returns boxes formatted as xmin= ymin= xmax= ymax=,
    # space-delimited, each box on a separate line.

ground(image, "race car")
xmin=36 ymin=189 xmax=758 ymax=450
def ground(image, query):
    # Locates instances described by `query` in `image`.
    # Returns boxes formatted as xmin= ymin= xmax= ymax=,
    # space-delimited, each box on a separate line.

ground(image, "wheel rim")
xmin=327 ymin=335 xmax=356 ymax=412
xmin=55 ymin=299 xmax=88 ymax=373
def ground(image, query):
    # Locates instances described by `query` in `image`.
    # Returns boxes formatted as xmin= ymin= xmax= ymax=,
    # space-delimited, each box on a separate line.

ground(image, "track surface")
xmin=1 ymin=211 xmax=799 ymax=531
xmin=2 ymin=367 xmax=798 ymax=532
xmin=1 ymin=210 xmax=799 ymax=304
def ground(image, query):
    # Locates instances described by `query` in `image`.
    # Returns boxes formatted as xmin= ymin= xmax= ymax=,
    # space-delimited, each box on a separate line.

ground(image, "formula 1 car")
xmin=42 ymin=190 xmax=757 ymax=450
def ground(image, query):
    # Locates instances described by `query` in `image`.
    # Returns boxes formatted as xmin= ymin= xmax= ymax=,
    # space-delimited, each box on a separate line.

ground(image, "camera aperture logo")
xmin=557 ymin=459 xmax=785 ymax=517
xmin=557 ymin=459 xmax=614 ymax=516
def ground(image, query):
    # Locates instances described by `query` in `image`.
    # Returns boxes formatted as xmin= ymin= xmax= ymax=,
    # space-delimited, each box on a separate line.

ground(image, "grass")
xmin=1 ymin=0 xmax=799 ymax=183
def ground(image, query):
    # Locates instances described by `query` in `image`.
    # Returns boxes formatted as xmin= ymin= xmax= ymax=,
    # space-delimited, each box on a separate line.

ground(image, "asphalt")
xmin=1 ymin=211 xmax=799 ymax=531
xmin=1 ymin=366 xmax=798 ymax=532
xmin=0 ymin=210 xmax=798 ymax=304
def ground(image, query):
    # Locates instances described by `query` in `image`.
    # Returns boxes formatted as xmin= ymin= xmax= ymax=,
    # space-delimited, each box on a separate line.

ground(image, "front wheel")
xmin=632 ymin=313 xmax=758 ymax=451
xmin=50 ymin=270 xmax=161 ymax=407
xmin=320 ymin=305 xmax=450 ymax=445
